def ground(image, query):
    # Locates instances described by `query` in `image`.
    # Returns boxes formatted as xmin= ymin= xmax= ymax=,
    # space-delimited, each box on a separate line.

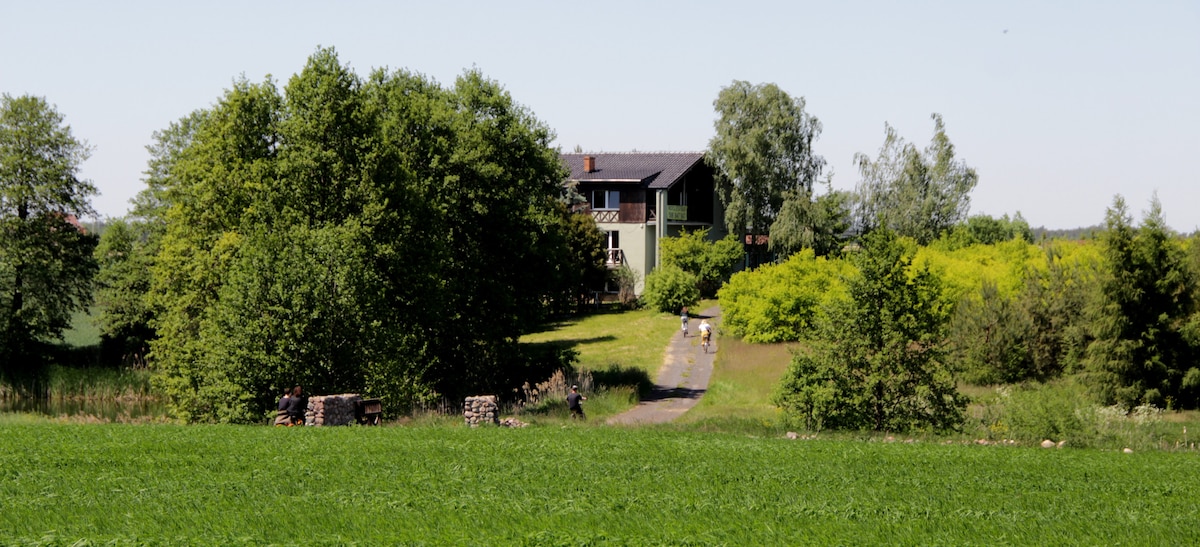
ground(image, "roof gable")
xmin=561 ymin=152 xmax=706 ymax=189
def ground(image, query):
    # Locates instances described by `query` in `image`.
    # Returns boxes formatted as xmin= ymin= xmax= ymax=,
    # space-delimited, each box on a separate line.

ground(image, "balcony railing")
xmin=591 ymin=210 xmax=619 ymax=223
xmin=606 ymin=248 xmax=625 ymax=268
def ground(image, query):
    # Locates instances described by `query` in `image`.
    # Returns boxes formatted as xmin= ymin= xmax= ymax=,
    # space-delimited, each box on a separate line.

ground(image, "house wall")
xmin=596 ymin=221 xmax=650 ymax=295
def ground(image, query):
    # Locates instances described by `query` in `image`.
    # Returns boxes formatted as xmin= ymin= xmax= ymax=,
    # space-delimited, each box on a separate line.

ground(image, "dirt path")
xmin=606 ymin=305 xmax=719 ymax=425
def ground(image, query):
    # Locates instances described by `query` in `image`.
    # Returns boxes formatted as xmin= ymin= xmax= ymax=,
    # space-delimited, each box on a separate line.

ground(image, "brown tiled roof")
xmin=561 ymin=152 xmax=705 ymax=189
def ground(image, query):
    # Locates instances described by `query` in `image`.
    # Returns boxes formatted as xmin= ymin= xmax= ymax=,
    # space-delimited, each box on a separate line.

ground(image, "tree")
xmin=707 ymin=81 xmax=826 ymax=265
xmin=659 ymin=228 xmax=743 ymax=297
xmin=852 ymin=114 xmax=978 ymax=244
xmin=770 ymin=182 xmax=851 ymax=258
xmin=0 ymin=94 xmax=98 ymax=389
xmin=1084 ymin=195 xmax=1198 ymax=408
xmin=93 ymin=112 xmax=204 ymax=367
xmin=774 ymin=229 xmax=965 ymax=431
xmin=145 ymin=48 xmax=578 ymax=422
xmin=939 ymin=213 xmax=1033 ymax=250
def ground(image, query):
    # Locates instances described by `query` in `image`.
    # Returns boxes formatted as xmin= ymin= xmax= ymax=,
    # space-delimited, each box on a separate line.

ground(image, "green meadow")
xmin=4 ymin=305 xmax=1200 ymax=545
xmin=2 ymin=423 xmax=1199 ymax=546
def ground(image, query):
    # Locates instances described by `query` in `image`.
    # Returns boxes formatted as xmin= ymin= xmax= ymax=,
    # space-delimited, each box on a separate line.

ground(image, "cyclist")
xmin=699 ymin=319 xmax=713 ymax=353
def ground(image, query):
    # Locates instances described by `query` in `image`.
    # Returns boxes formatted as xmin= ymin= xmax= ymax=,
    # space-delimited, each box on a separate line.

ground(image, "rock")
xmin=1123 ymin=448 xmax=1134 ymax=454
xmin=1041 ymin=439 xmax=1055 ymax=448
xmin=1056 ymin=440 xmax=1066 ymax=449
xmin=785 ymin=431 xmax=798 ymax=440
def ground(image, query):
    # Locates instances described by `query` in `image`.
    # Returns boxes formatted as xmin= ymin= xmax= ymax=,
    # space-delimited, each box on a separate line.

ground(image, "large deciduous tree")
xmin=0 ymin=94 xmax=98 ymax=390
xmin=144 ymin=48 xmax=576 ymax=422
xmin=852 ymin=114 xmax=977 ymax=244
xmin=707 ymin=81 xmax=826 ymax=265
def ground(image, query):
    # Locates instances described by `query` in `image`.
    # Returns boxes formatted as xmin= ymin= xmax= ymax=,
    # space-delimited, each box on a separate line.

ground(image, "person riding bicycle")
xmin=699 ymin=319 xmax=713 ymax=353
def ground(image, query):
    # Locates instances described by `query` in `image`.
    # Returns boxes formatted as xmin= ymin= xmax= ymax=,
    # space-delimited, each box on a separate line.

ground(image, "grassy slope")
xmin=521 ymin=304 xmax=683 ymax=376
xmin=1 ymin=424 xmax=1197 ymax=545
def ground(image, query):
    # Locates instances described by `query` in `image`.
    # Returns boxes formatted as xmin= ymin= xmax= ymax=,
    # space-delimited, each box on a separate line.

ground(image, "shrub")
xmin=641 ymin=265 xmax=699 ymax=314
xmin=718 ymin=249 xmax=852 ymax=343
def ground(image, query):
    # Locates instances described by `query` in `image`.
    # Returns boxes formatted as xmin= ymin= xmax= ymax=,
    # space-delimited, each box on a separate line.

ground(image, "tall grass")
xmin=2 ymin=424 xmax=1198 ymax=545
xmin=679 ymin=336 xmax=793 ymax=434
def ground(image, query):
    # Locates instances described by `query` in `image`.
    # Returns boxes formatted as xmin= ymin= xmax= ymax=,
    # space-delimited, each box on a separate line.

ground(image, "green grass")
xmin=59 ymin=307 xmax=102 ymax=348
xmin=679 ymin=337 xmax=794 ymax=433
xmin=521 ymin=303 xmax=687 ymax=377
xmin=1 ymin=423 xmax=1198 ymax=545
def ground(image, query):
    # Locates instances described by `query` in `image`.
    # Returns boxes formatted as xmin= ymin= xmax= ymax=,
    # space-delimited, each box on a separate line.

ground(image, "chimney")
xmin=583 ymin=155 xmax=595 ymax=173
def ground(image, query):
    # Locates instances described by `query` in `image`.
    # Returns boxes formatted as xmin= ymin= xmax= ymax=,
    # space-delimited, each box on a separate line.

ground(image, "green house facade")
xmin=561 ymin=152 xmax=726 ymax=294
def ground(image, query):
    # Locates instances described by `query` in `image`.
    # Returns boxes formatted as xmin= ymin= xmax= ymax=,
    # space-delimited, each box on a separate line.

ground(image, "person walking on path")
xmin=699 ymin=319 xmax=713 ymax=353
xmin=567 ymin=385 xmax=587 ymax=419
xmin=680 ymin=306 xmax=689 ymax=337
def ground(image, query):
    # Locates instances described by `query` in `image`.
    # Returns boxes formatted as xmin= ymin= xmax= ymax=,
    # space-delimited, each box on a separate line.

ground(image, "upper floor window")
xmin=591 ymin=190 xmax=620 ymax=211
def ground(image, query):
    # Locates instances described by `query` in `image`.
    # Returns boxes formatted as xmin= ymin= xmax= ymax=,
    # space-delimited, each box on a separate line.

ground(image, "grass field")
xmin=678 ymin=336 xmax=794 ymax=433
xmin=1 ymin=423 xmax=1197 ymax=545
xmin=521 ymin=303 xmax=691 ymax=377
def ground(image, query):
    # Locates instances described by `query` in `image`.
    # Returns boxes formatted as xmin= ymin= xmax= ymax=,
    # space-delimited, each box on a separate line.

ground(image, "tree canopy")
xmin=852 ymin=114 xmax=977 ymax=244
xmin=707 ymin=81 xmax=826 ymax=263
xmin=140 ymin=48 xmax=584 ymax=422
xmin=0 ymin=94 xmax=97 ymax=390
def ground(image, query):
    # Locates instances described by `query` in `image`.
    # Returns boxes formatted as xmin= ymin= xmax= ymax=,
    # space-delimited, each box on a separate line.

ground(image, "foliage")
xmin=769 ymin=181 xmax=851 ymax=258
xmin=4 ymin=425 xmax=1200 ymax=545
xmin=611 ymin=264 xmax=639 ymax=308
xmin=938 ymin=212 xmax=1034 ymax=249
xmin=640 ymin=265 xmax=699 ymax=314
xmin=718 ymin=249 xmax=852 ymax=343
xmin=852 ymin=113 xmax=978 ymax=244
xmin=916 ymin=236 xmax=1042 ymax=306
xmin=973 ymin=380 xmax=1182 ymax=449
xmin=92 ymin=219 xmax=156 ymax=365
xmin=0 ymin=94 xmax=98 ymax=391
xmin=146 ymin=48 xmax=577 ymax=422
xmin=1084 ymin=196 xmax=1199 ymax=409
xmin=659 ymin=228 xmax=743 ymax=297
xmin=947 ymin=281 xmax=1034 ymax=384
xmin=549 ymin=203 xmax=608 ymax=313
xmin=774 ymin=229 xmax=965 ymax=432
xmin=707 ymin=80 xmax=825 ymax=265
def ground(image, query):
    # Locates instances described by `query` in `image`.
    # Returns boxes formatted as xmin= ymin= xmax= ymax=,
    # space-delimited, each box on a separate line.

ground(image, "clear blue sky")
xmin=2 ymin=1 xmax=1197 ymax=230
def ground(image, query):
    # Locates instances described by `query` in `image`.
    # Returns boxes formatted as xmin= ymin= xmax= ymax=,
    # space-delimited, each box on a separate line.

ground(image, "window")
xmin=590 ymin=190 xmax=620 ymax=210
xmin=605 ymin=230 xmax=620 ymax=250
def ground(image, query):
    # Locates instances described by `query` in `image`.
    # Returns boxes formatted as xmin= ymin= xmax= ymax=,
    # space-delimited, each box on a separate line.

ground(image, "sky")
xmin=2 ymin=1 xmax=1197 ymax=230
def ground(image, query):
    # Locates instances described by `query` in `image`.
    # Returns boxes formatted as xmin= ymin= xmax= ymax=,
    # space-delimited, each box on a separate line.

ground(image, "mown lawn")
xmin=521 ymin=303 xmax=689 ymax=377
xmin=1 ymin=423 xmax=1197 ymax=546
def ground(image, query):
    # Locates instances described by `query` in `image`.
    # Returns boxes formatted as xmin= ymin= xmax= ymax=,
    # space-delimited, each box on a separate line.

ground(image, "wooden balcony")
xmin=605 ymin=248 xmax=625 ymax=268
xmin=591 ymin=210 xmax=619 ymax=223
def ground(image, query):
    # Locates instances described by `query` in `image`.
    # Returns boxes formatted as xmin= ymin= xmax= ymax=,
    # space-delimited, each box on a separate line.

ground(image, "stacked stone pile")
xmin=464 ymin=395 xmax=499 ymax=427
xmin=305 ymin=394 xmax=363 ymax=426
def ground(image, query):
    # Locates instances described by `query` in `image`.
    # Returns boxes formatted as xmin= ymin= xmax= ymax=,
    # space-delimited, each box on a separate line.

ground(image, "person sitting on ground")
xmin=286 ymin=385 xmax=306 ymax=426
xmin=273 ymin=388 xmax=292 ymax=426
xmin=567 ymin=384 xmax=587 ymax=420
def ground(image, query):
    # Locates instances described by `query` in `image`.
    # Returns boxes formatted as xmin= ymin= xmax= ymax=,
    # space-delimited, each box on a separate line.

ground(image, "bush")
xmin=641 ymin=265 xmax=699 ymax=314
xmin=718 ymin=249 xmax=852 ymax=343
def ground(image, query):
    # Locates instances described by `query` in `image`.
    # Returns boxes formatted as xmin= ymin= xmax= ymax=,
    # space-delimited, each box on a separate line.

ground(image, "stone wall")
xmin=306 ymin=394 xmax=363 ymax=426
xmin=463 ymin=395 xmax=499 ymax=427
